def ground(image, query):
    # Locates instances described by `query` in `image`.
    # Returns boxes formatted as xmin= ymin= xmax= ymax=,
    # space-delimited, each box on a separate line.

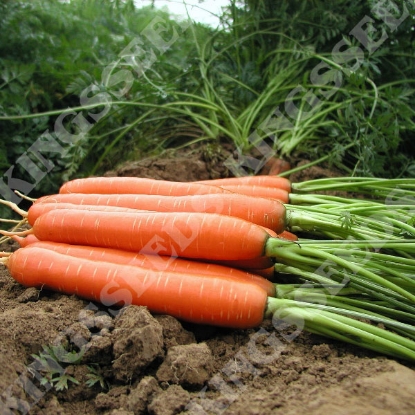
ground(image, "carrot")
xmin=10 ymin=212 xmax=281 ymax=272
xmin=25 ymin=202 xmax=152 ymax=226
xmin=0 ymin=198 xmax=152 ymax=227
xmin=59 ymin=177 xmax=231 ymax=196
xmin=11 ymin=233 xmax=277 ymax=280
xmin=22 ymin=241 xmax=276 ymax=296
xmin=196 ymin=175 xmax=292 ymax=192
xmin=205 ymin=231 xmax=295 ymax=271
xmin=6 ymin=247 xmax=415 ymax=361
xmin=59 ymin=177 xmax=290 ymax=202
xmin=31 ymin=209 xmax=276 ymax=261
xmin=11 ymin=219 xmax=275 ymax=282
xmin=31 ymin=192 xmax=287 ymax=232
xmin=5 ymin=247 xmax=268 ymax=329
xmin=217 ymin=184 xmax=289 ymax=203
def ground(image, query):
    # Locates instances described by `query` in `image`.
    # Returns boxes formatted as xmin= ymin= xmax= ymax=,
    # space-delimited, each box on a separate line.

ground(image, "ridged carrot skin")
xmin=27 ymin=202 xmax=149 ymax=226
xmin=7 ymin=247 xmax=268 ymax=329
xmin=32 ymin=210 xmax=272 ymax=261
xmin=33 ymin=192 xmax=287 ymax=232
xmin=23 ymin=241 xmax=276 ymax=297
xmin=59 ymin=177 xmax=230 ymax=196
xmin=217 ymin=184 xmax=290 ymax=203
xmin=197 ymin=175 xmax=292 ymax=192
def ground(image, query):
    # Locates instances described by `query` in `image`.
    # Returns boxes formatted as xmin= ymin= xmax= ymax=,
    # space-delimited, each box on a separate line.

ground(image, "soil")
xmin=1 ymin=145 xmax=414 ymax=415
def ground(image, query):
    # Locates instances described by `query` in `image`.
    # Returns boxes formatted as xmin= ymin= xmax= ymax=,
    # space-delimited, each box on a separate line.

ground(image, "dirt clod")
xmin=155 ymin=315 xmax=196 ymax=350
xmin=95 ymin=386 xmax=129 ymax=411
xmin=126 ymin=376 xmax=161 ymax=415
xmin=156 ymin=343 xmax=214 ymax=387
xmin=148 ymin=384 xmax=190 ymax=415
xmin=112 ymin=306 xmax=164 ymax=382
xmin=82 ymin=334 xmax=113 ymax=365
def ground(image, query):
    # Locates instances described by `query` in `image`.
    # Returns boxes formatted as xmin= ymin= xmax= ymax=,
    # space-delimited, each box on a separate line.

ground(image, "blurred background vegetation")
xmin=0 ymin=0 xmax=414 ymax=204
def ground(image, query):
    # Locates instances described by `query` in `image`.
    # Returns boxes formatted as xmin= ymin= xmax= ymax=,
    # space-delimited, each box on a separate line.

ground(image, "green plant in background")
xmin=0 ymin=0 xmax=193 ymax=194
xmin=0 ymin=0 xmax=414 ymax=201
xmin=94 ymin=0 xmax=414 ymax=177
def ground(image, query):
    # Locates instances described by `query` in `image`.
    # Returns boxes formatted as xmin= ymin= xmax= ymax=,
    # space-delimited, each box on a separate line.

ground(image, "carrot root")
xmin=14 ymin=190 xmax=37 ymax=202
xmin=0 ymin=228 xmax=33 ymax=237
xmin=0 ymin=199 xmax=28 ymax=218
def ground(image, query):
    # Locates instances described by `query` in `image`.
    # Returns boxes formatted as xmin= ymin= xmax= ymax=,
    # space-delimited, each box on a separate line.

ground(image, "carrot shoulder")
xmin=6 ymin=247 xmax=268 ymax=329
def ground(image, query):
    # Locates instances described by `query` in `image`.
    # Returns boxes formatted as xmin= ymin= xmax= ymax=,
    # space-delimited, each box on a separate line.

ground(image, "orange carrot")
xmin=11 ymin=224 xmax=280 ymax=272
xmin=217 ymin=184 xmax=290 ymax=203
xmin=31 ymin=192 xmax=286 ymax=232
xmin=5 ymin=247 xmax=268 ymax=329
xmin=197 ymin=175 xmax=292 ymax=192
xmin=11 ymin=233 xmax=276 ymax=280
xmin=31 ymin=210 xmax=274 ymax=261
xmin=7 ymin=225 xmax=290 ymax=257
xmin=59 ymin=177 xmax=231 ymax=196
xmin=23 ymin=241 xmax=276 ymax=296
xmin=26 ymin=202 xmax=151 ymax=226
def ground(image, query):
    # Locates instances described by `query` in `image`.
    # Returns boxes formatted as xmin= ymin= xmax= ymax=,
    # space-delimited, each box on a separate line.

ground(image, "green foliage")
xmin=85 ymin=365 xmax=108 ymax=390
xmin=0 ymin=0 xmax=193 ymax=195
xmin=0 ymin=0 xmax=414 ymax=193
xmin=30 ymin=344 xmax=84 ymax=391
xmin=30 ymin=343 xmax=107 ymax=391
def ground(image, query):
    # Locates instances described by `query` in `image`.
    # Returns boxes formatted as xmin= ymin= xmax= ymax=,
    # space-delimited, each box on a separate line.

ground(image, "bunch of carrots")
xmin=1 ymin=174 xmax=415 ymax=362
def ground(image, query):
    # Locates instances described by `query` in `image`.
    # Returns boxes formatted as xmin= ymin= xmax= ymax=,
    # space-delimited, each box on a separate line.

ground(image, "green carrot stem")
xmin=276 ymin=287 xmax=415 ymax=327
xmin=273 ymin=255 xmax=415 ymax=313
xmin=265 ymin=299 xmax=415 ymax=362
xmin=274 ymin=263 xmax=343 ymax=286
xmin=289 ymin=193 xmax=377 ymax=206
xmin=288 ymin=204 xmax=413 ymax=235
xmin=309 ymin=248 xmax=415 ymax=291
xmin=292 ymin=177 xmax=415 ymax=195
xmin=292 ymin=239 xmax=415 ymax=252
xmin=286 ymin=209 xmax=401 ymax=241
xmin=266 ymin=241 xmax=415 ymax=304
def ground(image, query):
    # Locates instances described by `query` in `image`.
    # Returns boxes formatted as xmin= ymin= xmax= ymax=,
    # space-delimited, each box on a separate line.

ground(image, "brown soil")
xmin=1 ymin=146 xmax=414 ymax=415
